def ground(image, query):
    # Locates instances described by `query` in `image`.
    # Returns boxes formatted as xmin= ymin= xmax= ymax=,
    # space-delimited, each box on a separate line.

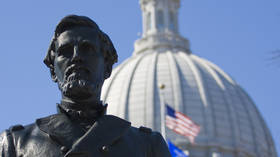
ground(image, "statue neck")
xmin=57 ymin=98 xmax=107 ymax=125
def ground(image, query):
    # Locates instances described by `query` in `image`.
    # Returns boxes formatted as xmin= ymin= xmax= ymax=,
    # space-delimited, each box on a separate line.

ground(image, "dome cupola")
xmin=134 ymin=0 xmax=189 ymax=55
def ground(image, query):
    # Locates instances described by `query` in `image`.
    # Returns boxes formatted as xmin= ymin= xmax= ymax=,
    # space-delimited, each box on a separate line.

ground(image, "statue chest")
xmin=15 ymin=127 xmax=149 ymax=157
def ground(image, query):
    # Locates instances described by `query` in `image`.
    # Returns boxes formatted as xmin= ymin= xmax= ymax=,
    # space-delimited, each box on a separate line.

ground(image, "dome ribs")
xmin=191 ymin=57 xmax=220 ymax=140
xmin=204 ymin=59 xmax=236 ymax=86
xmin=178 ymin=52 xmax=214 ymax=143
xmin=120 ymin=53 xmax=147 ymax=120
xmin=127 ymin=52 xmax=154 ymax=127
xmin=155 ymin=52 xmax=175 ymax=132
xmin=234 ymin=86 xmax=259 ymax=156
xmin=174 ymin=52 xmax=208 ymax=144
xmin=179 ymin=53 xmax=208 ymax=107
xmin=145 ymin=52 xmax=159 ymax=129
xmin=101 ymin=50 xmax=277 ymax=156
xmin=162 ymin=51 xmax=186 ymax=141
xmin=166 ymin=51 xmax=184 ymax=117
xmin=101 ymin=59 xmax=131 ymax=103
xmin=191 ymin=56 xmax=225 ymax=90
xmin=192 ymin=55 xmax=238 ymax=149
xmin=237 ymin=87 xmax=277 ymax=156
xmin=101 ymin=49 xmax=277 ymax=157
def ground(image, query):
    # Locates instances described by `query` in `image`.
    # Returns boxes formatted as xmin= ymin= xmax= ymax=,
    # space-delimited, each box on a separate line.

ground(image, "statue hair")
xmin=44 ymin=15 xmax=118 ymax=79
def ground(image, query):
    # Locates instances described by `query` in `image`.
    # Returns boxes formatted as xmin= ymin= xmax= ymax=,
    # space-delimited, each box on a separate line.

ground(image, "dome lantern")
xmin=140 ymin=0 xmax=180 ymax=36
xmin=134 ymin=0 xmax=190 ymax=55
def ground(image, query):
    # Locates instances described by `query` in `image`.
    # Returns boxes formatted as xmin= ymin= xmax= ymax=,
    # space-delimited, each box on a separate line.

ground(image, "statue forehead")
xmin=56 ymin=27 xmax=100 ymax=46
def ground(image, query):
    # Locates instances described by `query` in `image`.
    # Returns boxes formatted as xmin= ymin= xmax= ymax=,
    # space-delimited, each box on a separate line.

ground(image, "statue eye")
xmin=57 ymin=44 xmax=73 ymax=57
xmin=80 ymin=42 xmax=95 ymax=53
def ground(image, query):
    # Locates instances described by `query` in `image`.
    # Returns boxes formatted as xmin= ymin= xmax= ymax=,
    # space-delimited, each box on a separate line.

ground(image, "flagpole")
xmin=159 ymin=83 xmax=167 ymax=141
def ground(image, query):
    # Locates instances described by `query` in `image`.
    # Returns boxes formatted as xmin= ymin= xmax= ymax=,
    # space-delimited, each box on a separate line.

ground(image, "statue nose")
xmin=71 ymin=46 xmax=82 ymax=63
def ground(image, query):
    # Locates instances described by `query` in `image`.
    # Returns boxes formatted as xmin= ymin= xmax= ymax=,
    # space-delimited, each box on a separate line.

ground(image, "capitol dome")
xmin=101 ymin=0 xmax=277 ymax=156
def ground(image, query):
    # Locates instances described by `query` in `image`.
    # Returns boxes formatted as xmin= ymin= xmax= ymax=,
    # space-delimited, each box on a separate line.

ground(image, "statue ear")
xmin=44 ymin=38 xmax=58 ymax=82
xmin=50 ymin=67 xmax=58 ymax=82
xmin=48 ymin=50 xmax=58 ymax=82
xmin=104 ymin=63 xmax=112 ymax=79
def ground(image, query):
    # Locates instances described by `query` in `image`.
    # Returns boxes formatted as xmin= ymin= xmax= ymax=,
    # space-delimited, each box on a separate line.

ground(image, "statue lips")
xmin=64 ymin=64 xmax=90 ymax=82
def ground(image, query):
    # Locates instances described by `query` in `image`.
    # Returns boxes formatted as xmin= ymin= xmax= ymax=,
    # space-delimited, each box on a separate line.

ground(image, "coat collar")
xmin=36 ymin=113 xmax=131 ymax=156
xmin=36 ymin=113 xmax=85 ymax=148
xmin=65 ymin=115 xmax=131 ymax=157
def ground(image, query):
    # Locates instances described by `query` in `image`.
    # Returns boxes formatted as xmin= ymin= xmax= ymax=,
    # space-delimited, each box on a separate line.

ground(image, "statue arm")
xmin=150 ymin=132 xmax=171 ymax=157
xmin=0 ymin=130 xmax=16 ymax=157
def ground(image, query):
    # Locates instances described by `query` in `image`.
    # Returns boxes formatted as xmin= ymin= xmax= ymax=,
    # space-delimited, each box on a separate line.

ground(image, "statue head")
xmin=44 ymin=15 xmax=118 ymax=102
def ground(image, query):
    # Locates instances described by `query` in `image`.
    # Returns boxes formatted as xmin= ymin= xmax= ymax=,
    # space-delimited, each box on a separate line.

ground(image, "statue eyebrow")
xmin=79 ymin=40 xmax=96 ymax=50
xmin=80 ymin=40 xmax=95 ymax=45
xmin=56 ymin=39 xmax=96 ymax=53
xmin=58 ymin=39 xmax=73 ymax=47
xmin=56 ymin=42 xmax=73 ymax=53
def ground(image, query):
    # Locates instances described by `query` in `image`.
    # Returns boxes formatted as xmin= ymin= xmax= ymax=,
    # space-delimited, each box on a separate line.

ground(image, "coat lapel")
xmin=36 ymin=114 xmax=85 ymax=149
xmin=65 ymin=115 xmax=131 ymax=157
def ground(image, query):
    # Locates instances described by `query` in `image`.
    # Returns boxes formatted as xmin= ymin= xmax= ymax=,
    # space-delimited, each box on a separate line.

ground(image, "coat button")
xmin=60 ymin=146 xmax=69 ymax=153
xmin=101 ymin=145 xmax=109 ymax=152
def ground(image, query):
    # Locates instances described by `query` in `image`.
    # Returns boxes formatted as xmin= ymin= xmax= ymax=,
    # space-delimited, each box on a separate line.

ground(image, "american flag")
xmin=165 ymin=105 xmax=200 ymax=144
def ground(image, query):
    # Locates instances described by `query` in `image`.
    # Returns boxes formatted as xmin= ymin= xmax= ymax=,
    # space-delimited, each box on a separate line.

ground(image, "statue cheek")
xmin=54 ymin=57 xmax=68 ymax=81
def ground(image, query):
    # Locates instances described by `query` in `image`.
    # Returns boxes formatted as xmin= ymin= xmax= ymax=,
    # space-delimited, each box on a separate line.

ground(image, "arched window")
xmin=146 ymin=12 xmax=152 ymax=31
xmin=169 ymin=11 xmax=175 ymax=31
xmin=156 ymin=9 xmax=164 ymax=30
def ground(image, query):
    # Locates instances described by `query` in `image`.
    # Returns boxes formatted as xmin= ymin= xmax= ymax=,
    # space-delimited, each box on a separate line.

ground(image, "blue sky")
xmin=0 ymin=0 xmax=279 ymax=155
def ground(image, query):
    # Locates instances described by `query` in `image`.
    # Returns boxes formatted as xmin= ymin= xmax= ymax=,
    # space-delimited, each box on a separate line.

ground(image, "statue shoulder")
xmin=0 ymin=124 xmax=25 ymax=143
xmin=138 ymin=126 xmax=152 ymax=134
xmin=0 ymin=126 xmax=19 ymax=157
xmin=136 ymin=126 xmax=163 ymax=139
xmin=9 ymin=124 xmax=25 ymax=132
xmin=0 ymin=124 xmax=24 ymax=140
xmin=0 ymin=123 xmax=37 ymax=156
xmin=1 ymin=123 xmax=35 ymax=142
xmin=135 ymin=126 xmax=171 ymax=157
xmin=149 ymin=131 xmax=171 ymax=157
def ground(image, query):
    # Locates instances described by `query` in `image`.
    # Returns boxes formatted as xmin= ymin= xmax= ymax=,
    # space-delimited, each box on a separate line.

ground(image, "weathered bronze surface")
xmin=0 ymin=15 xmax=171 ymax=157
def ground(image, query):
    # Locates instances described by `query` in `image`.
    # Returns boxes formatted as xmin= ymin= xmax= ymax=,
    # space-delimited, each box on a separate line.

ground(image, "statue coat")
xmin=0 ymin=114 xmax=171 ymax=157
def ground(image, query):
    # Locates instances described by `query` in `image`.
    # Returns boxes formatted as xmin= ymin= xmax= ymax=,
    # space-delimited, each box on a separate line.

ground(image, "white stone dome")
xmin=101 ymin=0 xmax=277 ymax=156
xmin=101 ymin=50 xmax=277 ymax=157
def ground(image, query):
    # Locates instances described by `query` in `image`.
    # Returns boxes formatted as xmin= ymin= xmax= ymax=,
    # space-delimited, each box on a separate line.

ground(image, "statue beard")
xmin=57 ymin=72 xmax=102 ymax=100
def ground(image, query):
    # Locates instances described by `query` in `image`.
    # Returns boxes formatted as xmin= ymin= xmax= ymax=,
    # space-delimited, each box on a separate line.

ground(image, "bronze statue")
xmin=0 ymin=15 xmax=171 ymax=157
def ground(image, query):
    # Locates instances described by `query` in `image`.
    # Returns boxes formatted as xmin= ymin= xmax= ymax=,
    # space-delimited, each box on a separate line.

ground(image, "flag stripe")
xmin=165 ymin=105 xmax=200 ymax=144
xmin=166 ymin=117 xmax=198 ymax=136
xmin=166 ymin=116 xmax=200 ymax=133
xmin=166 ymin=116 xmax=199 ymax=134
xmin=166 ymin=120 xmax=198 ymax=137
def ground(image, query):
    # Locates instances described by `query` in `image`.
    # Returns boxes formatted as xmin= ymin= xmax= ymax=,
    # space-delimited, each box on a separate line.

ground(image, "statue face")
xmin=53 ymin=27 xmax=106 ymax=100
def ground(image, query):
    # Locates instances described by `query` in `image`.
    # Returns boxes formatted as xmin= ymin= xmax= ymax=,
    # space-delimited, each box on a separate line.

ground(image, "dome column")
xmin=135 ymin=0 xmax=189 ymax=55
xmin=140 ymin=0 xmax=180 ymax=36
